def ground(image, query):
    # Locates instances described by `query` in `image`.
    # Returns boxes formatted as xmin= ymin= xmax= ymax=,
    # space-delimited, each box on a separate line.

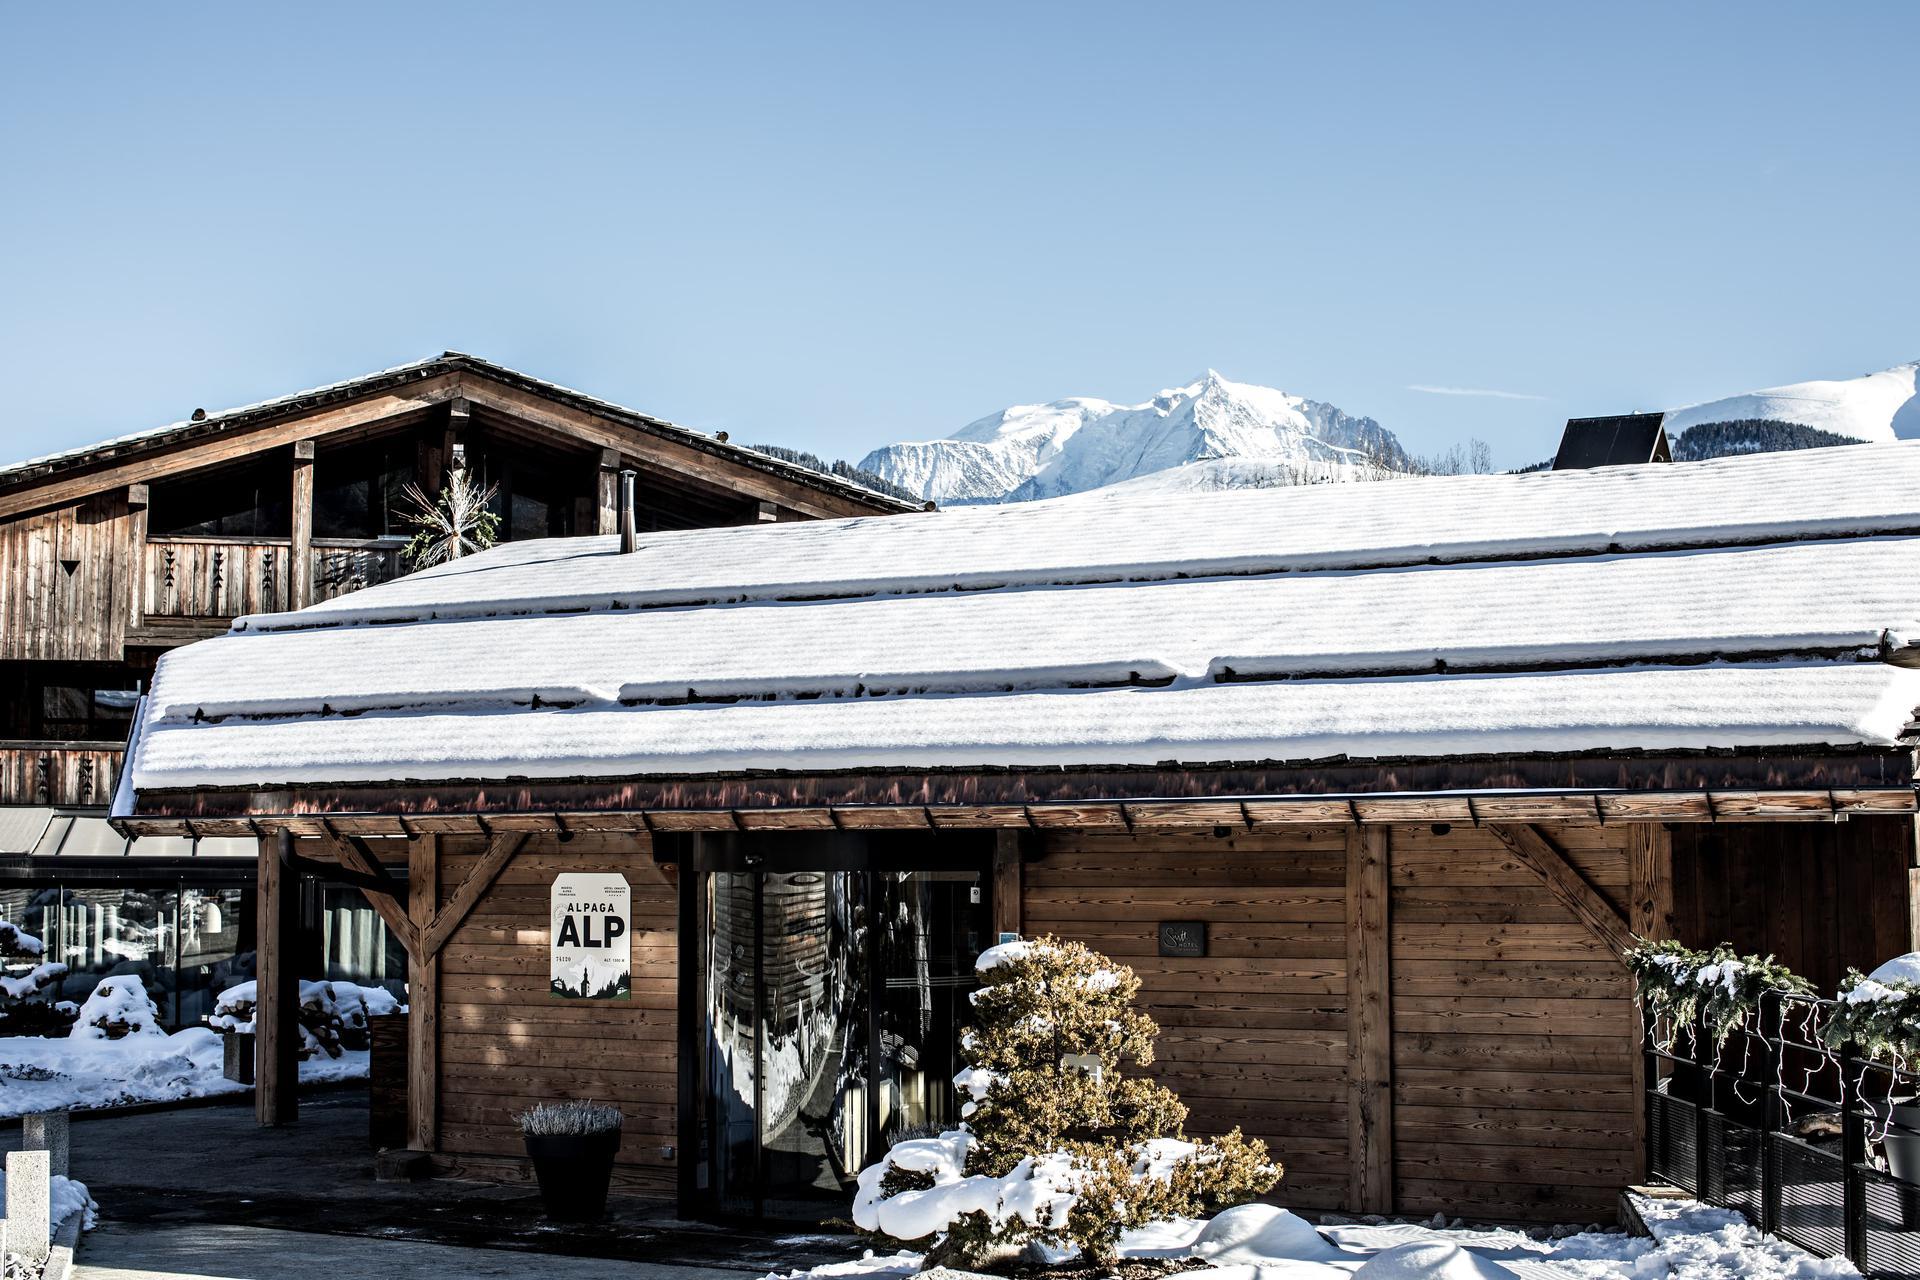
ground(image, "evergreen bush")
xmin=854 ymin=935 xmax=1278 ymax=1269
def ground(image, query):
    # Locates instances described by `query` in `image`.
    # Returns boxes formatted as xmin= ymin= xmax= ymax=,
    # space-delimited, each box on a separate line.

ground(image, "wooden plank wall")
xmin=0 ymin=743 xmax=122 ymax=807
xmin=0 ymin=493 xmax=133 ymax=662
xmin=1024 ymin=828 xmax=1353 ymax=1210
xmin=1387 ymin=823 xmax=1636 ymax=1223
xmin=1671 ymin=817 xmax=1913 ymax=993
xmin=433 ymin=831 xmax=679 ymax=1193
xmin=1025 ymin=823 xmax=1638 ymax=1223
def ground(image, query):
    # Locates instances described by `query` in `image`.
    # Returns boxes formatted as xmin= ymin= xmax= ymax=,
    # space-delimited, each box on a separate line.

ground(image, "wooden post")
xmin=596 ymin=448 xmax=621 ymax=535
xmin=407 ymin=834 xmax=439 ymax=1153
xmin=125 ymin=484 xmax=148 ymax=632
xmin=445 ymin=399 xmax=470 ymax=488
xmin=1345 ymin=824 xmax=1392 ymax=1214
xmin=289 ymin=440 xmax=315 ymax=611
xmin=256 ymin=831 xmax=300 ymax=1126
xmin=1908 ymin=815 xmax=1920 ymax=953
xmin=992 ymin=830 xmax=1022 ymax=940
xmin=1628 ymin=822 xmax=1673 ymax=1179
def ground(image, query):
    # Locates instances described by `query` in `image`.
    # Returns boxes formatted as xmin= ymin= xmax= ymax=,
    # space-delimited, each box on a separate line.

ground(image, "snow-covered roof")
xmin=122 ymin=442 xmax=1920 ymax=801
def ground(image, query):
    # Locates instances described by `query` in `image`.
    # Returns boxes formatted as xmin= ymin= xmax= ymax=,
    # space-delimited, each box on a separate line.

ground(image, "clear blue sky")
xmin=3 ymin=2 xmax=1916 ymax=470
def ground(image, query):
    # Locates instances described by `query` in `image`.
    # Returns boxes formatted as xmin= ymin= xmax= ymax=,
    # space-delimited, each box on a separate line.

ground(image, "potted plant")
xmin=517 ymin=1100 xmax=624 ymax=1221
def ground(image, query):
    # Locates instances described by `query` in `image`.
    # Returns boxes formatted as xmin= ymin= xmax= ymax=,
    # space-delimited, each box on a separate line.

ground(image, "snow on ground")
xmin=769 ymin=1195 xmax=1857 ymax=1280
xmin=0 ymin=1166 xmax=97 ymax=1234
xmin=0 ymin=978 xmax=370 ymax=1119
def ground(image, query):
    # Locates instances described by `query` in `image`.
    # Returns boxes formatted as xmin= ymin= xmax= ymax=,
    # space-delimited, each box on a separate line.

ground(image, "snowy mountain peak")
xmin=862 ymin=372 xmax=1406 ymax=504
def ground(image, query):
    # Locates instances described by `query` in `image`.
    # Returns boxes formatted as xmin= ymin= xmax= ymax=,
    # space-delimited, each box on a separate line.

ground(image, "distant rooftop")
xmin=1552 ymin=412 xmax=1672 ymax=470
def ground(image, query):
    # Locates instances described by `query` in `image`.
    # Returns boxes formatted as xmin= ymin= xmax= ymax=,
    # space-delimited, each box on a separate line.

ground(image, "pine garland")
xmin=1827 ymin=969 xmax=1920 ymax=1063
xmin=1625 ymin=938 xmax=1812 ymax=1047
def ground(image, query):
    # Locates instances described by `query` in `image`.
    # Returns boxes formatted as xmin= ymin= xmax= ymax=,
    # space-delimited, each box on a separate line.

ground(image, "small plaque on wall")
xmin=1158 ymin=921 xmax=1207 ymax=958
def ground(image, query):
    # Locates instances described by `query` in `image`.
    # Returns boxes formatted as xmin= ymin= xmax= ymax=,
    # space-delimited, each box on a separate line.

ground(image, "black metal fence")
xmin=1645 ymin=989 xmax=1920 ymax=1278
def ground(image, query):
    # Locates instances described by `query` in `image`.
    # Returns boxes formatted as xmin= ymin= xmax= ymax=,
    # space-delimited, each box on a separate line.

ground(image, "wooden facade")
xmin=251 ymin=806 xmax=1918 ymax=1224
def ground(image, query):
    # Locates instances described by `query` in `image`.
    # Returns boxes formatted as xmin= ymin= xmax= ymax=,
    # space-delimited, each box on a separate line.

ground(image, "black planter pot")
xmin=523 ymin=1130 xmax=623 ymax=1221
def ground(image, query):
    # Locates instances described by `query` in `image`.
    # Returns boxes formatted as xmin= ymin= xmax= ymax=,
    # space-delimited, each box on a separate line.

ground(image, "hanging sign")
xmin=550 ymin=873 xmax=631 ymax=1000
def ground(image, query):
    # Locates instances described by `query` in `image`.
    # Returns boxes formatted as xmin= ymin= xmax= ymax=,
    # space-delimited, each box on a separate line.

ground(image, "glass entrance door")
xmin=692 ymin=837 xmax=990 ymax=1218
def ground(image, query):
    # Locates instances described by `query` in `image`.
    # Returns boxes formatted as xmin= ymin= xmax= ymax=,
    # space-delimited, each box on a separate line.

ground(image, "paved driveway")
xmin=76 ymin=1221 xmax=748 ymax=1280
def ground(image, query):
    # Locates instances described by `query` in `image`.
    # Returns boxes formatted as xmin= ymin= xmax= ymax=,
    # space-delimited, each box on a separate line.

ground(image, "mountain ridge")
xmin=860 ymin=370 xmax=1406 ymax=505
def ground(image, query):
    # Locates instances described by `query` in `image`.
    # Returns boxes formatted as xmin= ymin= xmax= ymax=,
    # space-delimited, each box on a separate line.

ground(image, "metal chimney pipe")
xmin=619 ymin=469 xmax=638 ymax=553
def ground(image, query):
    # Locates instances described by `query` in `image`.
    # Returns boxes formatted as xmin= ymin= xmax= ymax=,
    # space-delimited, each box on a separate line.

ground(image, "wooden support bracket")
xmin=421 ymin=832 xmax=528 ymax=959
xmin=1488 ymin=823 xmax=1635 ymax=961
xmin=308 ymin=832 xmax=420 ymax=961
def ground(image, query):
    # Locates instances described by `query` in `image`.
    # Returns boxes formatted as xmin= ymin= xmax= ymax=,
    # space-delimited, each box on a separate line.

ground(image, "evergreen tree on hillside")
xmin=1670 ymin=418 xmax=1857 ymax=461
xmin=748 ymin=443 xmax=921 ymax=503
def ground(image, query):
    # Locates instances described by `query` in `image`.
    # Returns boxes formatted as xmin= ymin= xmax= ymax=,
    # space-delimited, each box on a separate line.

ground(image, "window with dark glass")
xmin=313 ymin=438 xmax=414 ymax=540
xmin=149 ymin=455 xmax=291 ymax=538
xmin=465 ymin=438 xmax=582 ymax=542
xmin=30 ymin=665 xmax=143 ymax=741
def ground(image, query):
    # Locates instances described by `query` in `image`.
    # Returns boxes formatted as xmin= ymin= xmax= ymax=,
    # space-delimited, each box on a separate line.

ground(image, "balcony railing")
xmin=0 ymin=741 xmax=123 ymax=808
xmin=141 ymin=537 xmax=408 ymax=621
xmin=1646 ymin=992 xmax=1920 ymax=1277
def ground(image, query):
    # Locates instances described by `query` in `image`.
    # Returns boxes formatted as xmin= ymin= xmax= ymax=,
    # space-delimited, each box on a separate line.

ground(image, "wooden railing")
xmin=0 ymin=741 xmax=123 ymax=808
xmin=142 ymin=537 xmax=408 ymax=620
xmin=309 ymin=541 xmax=409 ymax=605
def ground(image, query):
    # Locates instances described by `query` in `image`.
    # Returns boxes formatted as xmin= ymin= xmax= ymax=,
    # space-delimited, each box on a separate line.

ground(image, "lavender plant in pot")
xmin=517 ymin=1100 xmax=624 ymax=1221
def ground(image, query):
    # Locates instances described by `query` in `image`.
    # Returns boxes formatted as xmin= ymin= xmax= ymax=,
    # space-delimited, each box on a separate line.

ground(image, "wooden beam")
xmin=1627 ymin=823 xmax=1674 ymax=945
xmin=408 ymin=834 xmax=440 ymax=1154
xmin=0 ymin=375 xmax=461 ymax=522
xmin=126 ymin=770 xmax=1919 ymax=826
xmin=255 ymin=831 xmax=300 ymax=1126
xmin=596 ymin=447 xmax=620 ymax=535
xmin=1626 ymin=822 xmax=1673 ymax=1180
xmin=421 ymin=832 xmax=527 ymax=958
xmin=457 ymin=378 xmax=887 ymax=520
xmin=1489 ymin=823 xmax=1636 ymax=960
xmin=992 ymin=830 xmax=1022 ymax=940
xmin=1346 ymin=825 xmax=1392 ymax=1214
xmin=288 ymin=440 xmax=315 ymax=611
xmin=310 ymin=832 xmax=418 ymax=961
xmin=125 ymin=484 xmax=148 ymax=634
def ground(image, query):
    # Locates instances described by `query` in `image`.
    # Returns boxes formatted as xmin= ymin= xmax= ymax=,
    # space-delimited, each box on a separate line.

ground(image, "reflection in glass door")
xmin=693 ymin=840 xmax=989 ymax=1218
xmin=877 ymin=870 xmax=983 ymax=1147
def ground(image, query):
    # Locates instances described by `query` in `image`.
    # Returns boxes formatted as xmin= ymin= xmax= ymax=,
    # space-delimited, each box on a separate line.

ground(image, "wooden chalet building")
xmin=0 ymin=353 xmax=915 ymax=1025
xmin=112 ymin=439 xmax=1920 ymax=1225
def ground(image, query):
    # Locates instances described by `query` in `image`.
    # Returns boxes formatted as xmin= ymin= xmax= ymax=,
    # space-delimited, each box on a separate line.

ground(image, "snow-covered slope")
xmin=860 ymin=371 xmax=1402 ymax=504
xmin=1665 ymin=360 xmax=1920 ymax=444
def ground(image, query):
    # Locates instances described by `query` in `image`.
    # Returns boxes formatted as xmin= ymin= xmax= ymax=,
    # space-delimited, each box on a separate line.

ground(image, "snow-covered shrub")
xmin=1827 ymin=952 xmax=1920 ymax=1063
xmin=854 ymin=936 xmax=1279 ymax=1268
xmin=69 ymin=976 xmax=164 ymax=1040
xmin=1626 ymin=939 xmax=1810 ymax=1048
xmin=211 ymin=979 xmax=406 ymax=1059
xmin=517 ymin=1100 xmax=623 ymax=1137
xmin=1 ymin=917 xmax=69 ymax=1005
xmin=0 ymin=919 xmax=44 ymax=959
